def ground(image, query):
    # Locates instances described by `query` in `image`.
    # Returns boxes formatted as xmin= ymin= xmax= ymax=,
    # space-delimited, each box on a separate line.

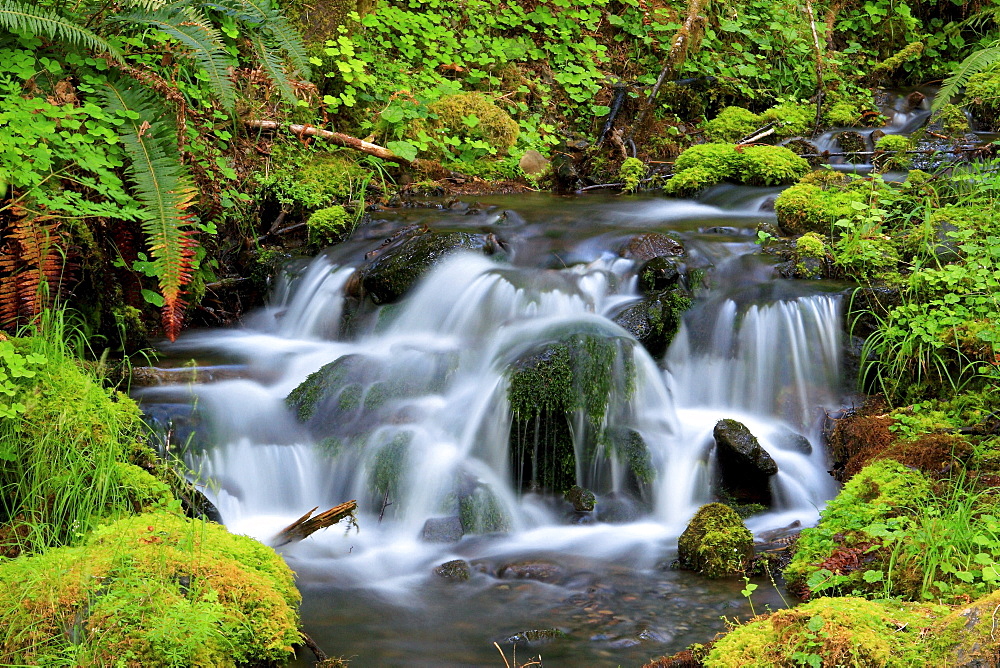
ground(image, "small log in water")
xmin=272 ymin=500 xmax=358 ymax=547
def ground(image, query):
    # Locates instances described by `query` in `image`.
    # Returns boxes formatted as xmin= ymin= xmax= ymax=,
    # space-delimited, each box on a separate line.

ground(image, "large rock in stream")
xmin=354 ymin=225 xmax=504 ymax=305
xmin=613 ymin=288 xmax=691 ymax=358
xmin=677 ymin=502 xmax=754 ymax=578
xmin=713 ymin=419 xmax=778 ymax=506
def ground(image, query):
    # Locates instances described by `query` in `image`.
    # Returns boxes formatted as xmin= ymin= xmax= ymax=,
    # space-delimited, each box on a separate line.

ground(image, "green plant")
xmin=618 ymin=157 xmax=645 ymax=193
xmin=873 ymin=133 xmax=914 ymax=171
xmin=307 ymin=205 xmax=353 ymax=247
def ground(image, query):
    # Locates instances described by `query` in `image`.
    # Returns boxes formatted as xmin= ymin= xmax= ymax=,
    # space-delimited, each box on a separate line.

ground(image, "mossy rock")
xmin=307 ymin=205 xmax=353 ymax=247
xmin=773 ymin=180 xmax=867 ymax=236
xmin=114 ymin=462 xmax=175 ymax=512
xmin=760 ymin=101 xmax=814 ymax=138
xmin=676 ymin=503 xmax=754 ymax=578
xmin=359 ymin=229 xmax=497 ymax=305
xmin=713 ymin=419 xmax=777 ymax=506
xmin=608 ymin=427 xmax=655 ymax=488
xmin=507 ymin=329 xmax=634 ymax=493
xmin=426 ymin=93 xmax=520 ymax=153
xmin=793 ymin=232 xmax=829 ymax=279
xmin=965 ymin=64 xmax=1000 ymax=131
xmin=0 ymin=512 xmax=300 ymax=667
xmin=873 ymin=134 xmax=914 ymax=171
xmin=665 ymin=143 xmax=807 ymax=195
xmin=612 ymin=288 xmax=692 ymax=358
xmin=705 ymin=596 xmax=951 ymax=667
xmin=564 ymin=485 xmax=596 ymax=512
xmin=459 ymin=483 xmax=511 ymax=534
xmin=703 ymin=107 xmax=762 ymax=142
xmin=736 ymin=145 xmax=810 ymax=186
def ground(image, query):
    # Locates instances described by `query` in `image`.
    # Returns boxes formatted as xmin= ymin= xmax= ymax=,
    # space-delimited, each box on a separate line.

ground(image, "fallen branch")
xmin=272 ymin=500 xmax=358 ymax=547
xmin=246 ymin=120 xmax=423 ymax=167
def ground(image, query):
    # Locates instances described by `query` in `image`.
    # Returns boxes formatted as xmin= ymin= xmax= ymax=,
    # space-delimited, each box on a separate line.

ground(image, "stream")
xmin=135 ymin=187 xmax=854 ymax=667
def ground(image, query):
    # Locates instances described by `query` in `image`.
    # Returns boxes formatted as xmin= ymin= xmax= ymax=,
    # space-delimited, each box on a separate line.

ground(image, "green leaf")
xmin=386 ymin=141 xmax=418 ymax=162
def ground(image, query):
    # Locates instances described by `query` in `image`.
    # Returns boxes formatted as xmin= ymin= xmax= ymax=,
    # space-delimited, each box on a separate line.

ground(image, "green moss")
xmin=370 ymin=432 xmax=411 ymax=503
xmin=676 ymin=503 xmax=754 ymax=579
xmin=665 ymin=143 xmax=807 ymax=195
xmin=794 ymin=232 xmax=828 ymax=279
xmin=873 ymin=134 xmax=914 ymax=171
xmin=259 ymin=148 xmax=372 ymax=213
xmin=114 ymin=462 xmax=175 ymax=512
xmin=426 ymin=93 xmax=520 ymax=152
xmin=609 ymin=427 xmax=654 ymax=485
xmin=307 ymin=205 xmax=353 ymax=247
xmin=0 ymin=511 xmax=300 ymax=667
xmin=337 ymin=383 xmax=363 ymax=412
xmin=784 ymin=460 xmax=933 ymax=595
xmin=703 ymin=107 xmax=762 ymax=142
xmin=964 ymin=63 xmax=1000 ymax=130
xmin=459 ymin=484 xmax=511 ymax=534
xmin=774 ymin=179 xmax=867 ymax=236
xmin=285 ymin=357 xmax=352 ymax=421
xmin=618 ymin=157 xmax=646 ymax=192
xmin=760 ymin=101 xmax=814 ymax=138
xmin=705 ymin=596 xmax=951 ymax=668
xmin=737 ymin=145 xmax=810 ymax=186
xmin=934 ymin=103 xmax=970 ymax=136
xmin=564 ymin=485 xmax=596 ymax=512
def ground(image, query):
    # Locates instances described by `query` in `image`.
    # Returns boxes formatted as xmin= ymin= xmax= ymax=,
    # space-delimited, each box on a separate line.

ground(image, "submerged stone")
xmin=503 ymin=628 xmax=568 ymax=644
xmin=498 ymin=560 xmax=565 ymax=582
xmin=637 ymin=256 xmax=683 ymax=293
xmin=676 ymin=502 xmax=754 ymax=578
xmin=618 ymin=233 xmax=685 ymax=263
xmin=421 ymin=516 xmax=464 ymax=543
xmin=434 ymin=559 xmax=471 ymax=581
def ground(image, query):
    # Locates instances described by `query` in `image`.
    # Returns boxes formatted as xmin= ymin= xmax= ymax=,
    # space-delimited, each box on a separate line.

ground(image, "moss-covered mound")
xmin=773 ymin=177 xmax=870 ymax=236
xmin=427 ymin=92 xmax=520 ymax=152
xmin=676 ymin=503 xmax=754 ymax=579
xmin=665 ymin=143 xmax=809 ymax=196
xmin=704 ymin=596 xmax=951 ymax=667
xmin=965 ymin=63 xmax=1000 ymax=131
xmin=0 ymin=511 xmax=300 ymax=667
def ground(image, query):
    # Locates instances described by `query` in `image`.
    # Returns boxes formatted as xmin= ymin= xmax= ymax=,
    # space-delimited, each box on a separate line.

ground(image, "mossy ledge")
xmin=0 ymin=511 xmax=301 ymax=667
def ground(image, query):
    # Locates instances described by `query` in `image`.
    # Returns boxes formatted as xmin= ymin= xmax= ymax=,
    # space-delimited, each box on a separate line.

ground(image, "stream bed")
xmin=137 ymin=190 xmax=852 ymax=666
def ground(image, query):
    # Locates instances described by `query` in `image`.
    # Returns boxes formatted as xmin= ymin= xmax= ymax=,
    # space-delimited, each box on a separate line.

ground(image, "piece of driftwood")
xmin=246 ymin=120 xmax=424 ymax=167
xmin=272 ymin=500 xmax=357 ymax=546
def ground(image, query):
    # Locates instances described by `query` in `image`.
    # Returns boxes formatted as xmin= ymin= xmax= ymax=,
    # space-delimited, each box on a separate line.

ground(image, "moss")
xmin=307 ymin=205 xmax=353 ymax=247
xmin=459 ymin=484 xmax=511 ymax=534
xmin=337 ymin=383 xmax=363 ymax=412
xmin=703 ymin=107 xmax=762 ymax=142
xmin=286 ymin=357 xmax=352 ymax=421
xmin=609 ymin=426 xmax=655 ymax=485
xmin=737 ymin=145 xmax=810 ymax=186
xmin=665 ymin=143 xmax=806 ymax=195
xmin=426 ymin=93 xmax=520 ymax=152
xmin=794 ymin=232 xmax=828 ymax=279
xmin=933 ymin=103 xmax=970 ymax=136
xmin=873 ymin=134 xmax=914 ymax=171
xmin=564 ymin=485 xmax=596 ymax=512
xmin=114 ymin=462 xmax=175 ymax=512
xmin=258 ymin=149 xmax=372 ymax=214
xmin=784 ymin=460 xmax=933 ymax=596
xmin=705 ymin=596 xmax=951 ymax=668
xmin=760 ymin=101 xmax=814 ymax=138
xmin=507 ymin=330 xmax=634 ymax=493
xmin=0 ymin=511 xmax=300 ymax=667
xmin=774 ymin=181 xmax=866 ymax=236
xmin=618 ymin=156 xmax=646 ymax=192
xmin=964 ymin=63 xmax=1000 ymax=130
xmin=676 ymin=503 xmax=754 ymax=579
xmin=370 ymin=432 xmax=411 ymax=503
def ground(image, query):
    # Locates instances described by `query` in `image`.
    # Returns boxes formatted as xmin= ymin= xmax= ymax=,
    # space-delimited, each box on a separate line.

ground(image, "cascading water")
xmin=136 ymin=192 xmax=850 ymax=666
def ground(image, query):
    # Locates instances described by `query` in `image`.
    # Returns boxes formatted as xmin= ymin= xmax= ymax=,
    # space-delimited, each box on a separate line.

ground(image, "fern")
xmin=111 ymin=7 xmax=236 ymax=110
xmin=0 ymin=214 xmax=69 ymax=330
xmin=203 ymin=0 xmax=310 ymax=85
xmin=933 ymin=43 xmax=1000 ymax=114
xmin=102 ymin=80 xmax=198 ymax=341
xmin=0 ymin=0 xmax=122 ymax=61
xmin=248 ymin=30 xmax=296 ymax=104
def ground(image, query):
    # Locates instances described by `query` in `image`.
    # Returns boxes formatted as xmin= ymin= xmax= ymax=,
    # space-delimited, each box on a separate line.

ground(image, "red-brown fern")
xmin=0 ymin=212 xmax=73 ymax=330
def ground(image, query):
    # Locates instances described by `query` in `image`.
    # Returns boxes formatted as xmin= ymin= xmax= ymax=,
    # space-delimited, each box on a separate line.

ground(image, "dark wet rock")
xmin=434 ymin=559 xmax=471 ymax=581
xmin=637 ymin=257 xmax=682 ymax=293
xmin=619 ymin=233 xmax=685 ymax=263
xmin=613 ymin=288 xmax=691 ymax=358
xmin=676 ymin=502 xmax=754 ymax=578
xmin=498 ymin=560 xmax=565 ymax=582
xmin=503 ymin=628 xmax=567 ymax=644
xmin=702 ymin=226 xmax=740 ymax=236
xmin=713 ymin=419 xmax=778 ymax=506
xmin=358 ymin=228 xmax=500 ymax=304
xmin=756 ymin=519 xmax=802 ymax=546
xmin=564 ymin=485 xmax=596 ymax=512
xmin=566 ymin=139 xmax=590 ymax=151
xmin=783 ymin=139 xmax=822 ymax=169
xmin=774 ymin=427 xmax=812 ymax=455
xmin=551 ymin=150 xmax=580 ymax=192
xmin=836 ymin=131 xmax=868 ymax=163
xmin=421 ymin=516 xmax=464 ymax=543
xmin=905 ymin=90 xmax=926 ymax=112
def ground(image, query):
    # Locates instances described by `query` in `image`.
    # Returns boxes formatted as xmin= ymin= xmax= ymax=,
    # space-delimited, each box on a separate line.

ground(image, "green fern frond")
xmin=102 ymin=80 xmax=198 ymax=341
xmin=203 ymin=0 xmax=309 ymax=77
xmin=933 ymin=44 xmax=1000 ymax=113
xmin=111 ymin=7 xmax=236 ymax=110
xmin=0 ymin=0 xmax=122 ymax=60
xmin=248 ymin=30 xmax=297 ymax=105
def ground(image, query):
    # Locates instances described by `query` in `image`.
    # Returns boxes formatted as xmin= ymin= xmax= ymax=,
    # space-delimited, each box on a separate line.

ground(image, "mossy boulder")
xmin=704 ymin=596 xmax=951 ymax=667
xmin=773 ymin=179 xmax=867 ymax=236
xmin=564 ymin=485 xmax=596 ymax=512
xmin=613 ymin=288 xmax=692 ymax=358
xmin=358 ymin=228 xmax=500 ymax=304
xmin=427 ymin=93 xmax=520 ymax=153
xmin=713 ymin=419 xmax=778 ymax=506
xmin=793 ymin=232 xmax=829 ymax=279
xmin=965 ymin=63 xmax=1000 ymax=131
xmin=637 ymin=256 xmax=683 ymax=293
xmin=873 ymin=134 xmax=914 ymax=171
xmin=459 ymin=483 xmax=511 ymax=534
xmin=676 ymin=503 xmax=754 ymax=578
xmin=665 ymin=143 xmax=808 ymax=196
xmin=703 ymin=107 xmax=762 ymax=142
xmin=507 ymin=329 xmax=634 ymax=493
xmin=0 ymin=512 xmax=300 ymax=667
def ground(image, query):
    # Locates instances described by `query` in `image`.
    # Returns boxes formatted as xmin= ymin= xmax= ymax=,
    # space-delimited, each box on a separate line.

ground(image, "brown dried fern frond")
xmin=0 ymin=212 xmax=73 ymax=331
